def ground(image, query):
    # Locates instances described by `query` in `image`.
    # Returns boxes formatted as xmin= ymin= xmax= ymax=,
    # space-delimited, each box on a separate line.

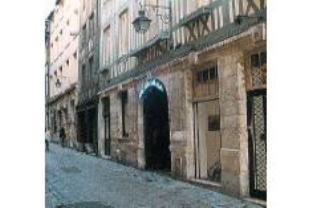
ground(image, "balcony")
xmin=100 ymin=0 xmax=266 ymax=90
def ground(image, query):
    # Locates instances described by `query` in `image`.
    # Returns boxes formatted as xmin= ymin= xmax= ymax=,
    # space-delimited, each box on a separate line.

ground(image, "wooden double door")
xmin=194 ymin=100 xmax=221 ymax=182
xmin=102 ymin=97 xmax=111 ymax=156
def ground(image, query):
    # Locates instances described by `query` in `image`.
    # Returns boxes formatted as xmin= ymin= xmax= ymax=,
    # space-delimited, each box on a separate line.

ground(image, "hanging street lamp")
xmin=132 ymin=1 xmax=172 ymax=41
xmin=132 ymin=10 xmax=152 ymax=34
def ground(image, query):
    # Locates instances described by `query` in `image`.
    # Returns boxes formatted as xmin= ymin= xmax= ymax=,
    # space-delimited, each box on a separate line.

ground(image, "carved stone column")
xmin=137 ymin=100 xmax=146 ymax=169
xmin=97 ymin=97 xmax=105 ymax=157
xmin=184 ymin=69 xmax=195 ymax=179
xmin=218 ymin=48 xmax=249 ymax=197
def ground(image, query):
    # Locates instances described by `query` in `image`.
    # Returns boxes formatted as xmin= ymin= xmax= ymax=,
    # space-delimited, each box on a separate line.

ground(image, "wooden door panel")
xmin=195 ymin=100 xmax=221 ymax=182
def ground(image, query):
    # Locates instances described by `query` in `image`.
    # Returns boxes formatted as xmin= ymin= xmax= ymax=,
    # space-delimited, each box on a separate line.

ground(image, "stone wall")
xmin=159 ymin=70 xmax=188 ymax=177
xmin=77 ymin=0 xmax=100 ymax=103
xmin=98 ymin=85 xmax=139 ymax=166
xmin=182 ymin=42 xmax=250 ymax=196
xmin=47 ymin=0 xmax=79 ymax=148
xmin=48 ymin=88 xmax=78 ymax=148
xmin=97 ymin=32 xmax=265 ymax=198
xmin=48 ymin=0 xmax=79 ymax=98
xmin=218 ymin=47 xmax=249 ymax=196
xmin=98 ymin=66 xmax=189 ymax=173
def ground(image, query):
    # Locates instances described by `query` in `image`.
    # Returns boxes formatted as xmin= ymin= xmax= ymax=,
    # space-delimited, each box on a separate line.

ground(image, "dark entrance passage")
xmin=77 ymin=106 xmax=98 ymax=154
xmin=102 ymin=97 xmax=111 ymax=156
xmin=143 ymin=86 xmax=171 ymax=171
xmin=77 ymin=112 xmax=86 ymax=144
xmin=87 ymin=108 xmax=98 ymax=154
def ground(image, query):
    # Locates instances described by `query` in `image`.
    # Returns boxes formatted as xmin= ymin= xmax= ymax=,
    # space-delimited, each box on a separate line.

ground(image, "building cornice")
xmin=47 ymin=83 xmax=77 ymax=105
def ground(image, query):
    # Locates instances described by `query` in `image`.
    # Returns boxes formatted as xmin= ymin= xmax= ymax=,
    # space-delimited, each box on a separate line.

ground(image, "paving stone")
xmin=46 ymin=143 xmax=263 ymax=208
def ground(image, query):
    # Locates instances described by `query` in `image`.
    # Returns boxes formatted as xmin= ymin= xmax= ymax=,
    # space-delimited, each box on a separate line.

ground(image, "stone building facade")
xmin=45 ymin=12 xmax=53 ymax=130
xmin=97 ymin=0 xmax=267 ymax=200
xmin=76 ymin=0 xmax=100 ymax=153
xmin=46 ymin=0 xmax=80 ymax=148
xmin=45 ymin=0 xmax=267 ymax=201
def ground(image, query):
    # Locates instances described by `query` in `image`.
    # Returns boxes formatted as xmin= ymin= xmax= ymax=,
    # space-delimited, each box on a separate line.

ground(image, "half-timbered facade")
xmin=97 ymin=0 xmax=266 ymax=199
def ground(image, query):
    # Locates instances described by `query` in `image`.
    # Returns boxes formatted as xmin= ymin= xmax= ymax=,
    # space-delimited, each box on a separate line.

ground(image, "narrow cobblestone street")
xmin=46 ymin=143 xmax=263 ymax=208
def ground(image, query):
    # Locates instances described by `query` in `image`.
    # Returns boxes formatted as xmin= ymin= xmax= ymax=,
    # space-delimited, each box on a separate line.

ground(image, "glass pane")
xmin=197 ymin=71 xmax=203 ymax=83
xmin=209 ymin=67 xmax=217 ymax=80
xmin=251 ymin=54 xmax=260 ymax=68
xmin=260 ymin=51 xmax=266 ymax=65
xmin=208 ymin=115 xmax=220 ymax=131
xmin=203 ymin=70 xmax=209 ymax=82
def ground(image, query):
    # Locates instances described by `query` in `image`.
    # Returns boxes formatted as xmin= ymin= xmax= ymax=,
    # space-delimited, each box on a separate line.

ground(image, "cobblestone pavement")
xmin=46 ymin=143 xmax=263 ymax=208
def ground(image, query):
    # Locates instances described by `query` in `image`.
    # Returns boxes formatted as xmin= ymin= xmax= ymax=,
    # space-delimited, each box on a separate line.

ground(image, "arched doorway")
xmin=141 ymin=80 xmax=171 ymax=171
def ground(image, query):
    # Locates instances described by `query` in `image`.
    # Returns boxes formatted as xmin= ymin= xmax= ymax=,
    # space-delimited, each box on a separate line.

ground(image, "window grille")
xmin=250 ymin=51 xmax=266 ymax=88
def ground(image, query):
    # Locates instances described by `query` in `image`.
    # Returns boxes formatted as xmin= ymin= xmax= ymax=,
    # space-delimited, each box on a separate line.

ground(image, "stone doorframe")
xmin=136 ymin=77 xmax=169 ymax=169
xmin=135 ymin=68 xmax=197 ymax=176
xmin=183 ymin=46 xmax=250 ymax=196
xmin=137 ymin=102 xmax=145 ymax=169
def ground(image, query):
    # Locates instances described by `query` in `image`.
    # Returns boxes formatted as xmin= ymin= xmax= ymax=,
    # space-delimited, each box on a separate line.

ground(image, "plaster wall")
xmin=49 ymin=89 xmax=78 ymax=148
xmin=49 ymin=0 xmax=80 ymax=98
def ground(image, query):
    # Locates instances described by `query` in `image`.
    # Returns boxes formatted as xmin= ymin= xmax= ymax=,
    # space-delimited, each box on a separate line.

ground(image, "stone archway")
xmin=137 ymin=79 xmax=171 ymax=171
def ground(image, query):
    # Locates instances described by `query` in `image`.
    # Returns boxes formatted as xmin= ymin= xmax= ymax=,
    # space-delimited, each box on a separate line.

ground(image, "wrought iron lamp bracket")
xmin=139 ymin=2 xmax=172 ymax=25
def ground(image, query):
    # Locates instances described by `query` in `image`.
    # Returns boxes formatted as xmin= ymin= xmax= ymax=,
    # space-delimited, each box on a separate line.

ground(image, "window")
xmin=89 ymin=12 xmax=95 ymax=37
xmin=81 ymin=64 xmax=86 ymax=88
xmin=66 ymin=59 xmax=69 ymax=66
xmin=103 ymin=97 xmax=110 ymax=117
xmin=197 ymin=71 xmax=202 ymax=83
xmin=73 ymin=51 xmax=77 ymax=59
xmin=53 ymin=111 xmax=57 ymax=133
xmin=208 ymin=115 xmax=220 ymax=131
xmin=250 ymin=51 xmax=266 ymax=87
xmin=203 ymin=70 xmax=209 ymax=82
xmin=196 ymin=66 xmax=218 ymax=84
xmin=260 ymin=51 xmax=266 ymax=65
xmin=70 ymin=100 xmax=75 ymax=118
xmin=119 ymin=10 xmax=129 ymax=56
xmin=82 ymin=24 xmax=87 ymax=46
xmin=89 ymin=56 xmax=94 ymax=82
xmin=54 ymin=36 xmax=59 ymax=51
xmin=102 ymin=96 xmax=111 ymax=154
xmin=103 ymin=26 xmax=111 ymax=65
xmin=193 ymin=62 xmax=219 ymax=98
xmin=120 ymin=90 xmax=128 ymax=137
xmin=54 ymin=36 xmax=59 ymax=56
xmin=59 ymin=66 xmax=63 ymax=76
xmin=209 ymin=66 xmax=217 ymax=80
xmin=251 ymin=54 xmax=260 ymax=68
